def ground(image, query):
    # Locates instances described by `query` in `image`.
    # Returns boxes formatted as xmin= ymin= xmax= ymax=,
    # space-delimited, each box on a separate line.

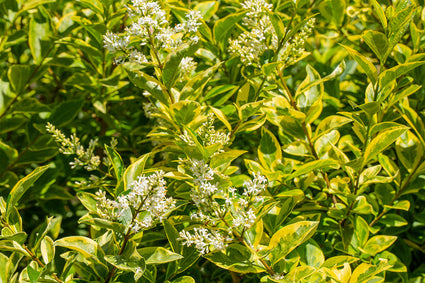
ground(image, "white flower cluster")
xmin=178 ymin=156 xmax=268 ymax=254
xmin=186 ymin=159 xmax=221 ymax=212
xmin=229 ymin=0 xmax=277 ymax=66
xmin=178 ymin=113 xmax=230 ymax=148
xmin=228 ymin=173 xmax=268 ymax=231
xmin=279 ymin=18 xmax=315 ymax=64
xmin=96 ymin=171 xmax=175 ymax=233
xmin=229 ymin=0 xmax=315 ymax=67
xmin=46 ymin=122 xmax=101 ymax=171
xmin=178 ymin=227 xmax=228 ymax=255
xmin=103 ymin=0 xmax=202 ymax=65
xmin=178 ymin=57 xmax=198 ymax=82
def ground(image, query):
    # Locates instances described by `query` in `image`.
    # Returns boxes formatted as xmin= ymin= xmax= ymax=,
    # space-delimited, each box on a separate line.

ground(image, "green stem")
xmin=370 ymin=155 xmax=425 ymax=226
xmin=104 ymin=189 xmax=153 ymax=283
xmin=23 ymin=244 xmax=63 ymax=283
xmin=252 ymin=10 xmax=297 ymax=102
xmin=147 ymin=31 xmax=175 ymax=104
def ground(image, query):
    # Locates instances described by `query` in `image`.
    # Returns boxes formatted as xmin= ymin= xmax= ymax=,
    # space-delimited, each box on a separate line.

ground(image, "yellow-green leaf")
xmin=6 ymin=165 xmax=49 ymax=219
xmin=341 ymin=44 xmax=378 ymax=84
xmin=258 ymin=127 xmax=282 ymax=169
xmin=54 ymin=236 xmax=98 ymax=258
xmin=288 ymin=160 xmax=339 ymax=179
xmin=41 ymin=236 xmax=55 ymax=264
xmin=362 ymin=235 xmax=397 ymax=256
xmin=123 ymin=153 xmax=152 ymax=191
xmin=138 ymin=247 xmax=183 ymax=264
xmin=363 ymin=126 xmax=408 ymax=165
xmin=396 ymin=130 xmax=424 ymax=171
xmin=268 ymin=221 xmax=318 ymax=264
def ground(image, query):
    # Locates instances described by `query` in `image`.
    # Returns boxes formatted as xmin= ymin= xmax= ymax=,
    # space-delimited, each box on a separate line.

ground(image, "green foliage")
xmin=1 ymin=0 xmax=425 ymax=282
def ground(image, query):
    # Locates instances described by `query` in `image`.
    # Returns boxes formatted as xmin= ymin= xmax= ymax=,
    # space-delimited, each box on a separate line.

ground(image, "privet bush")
xmin=1 ymin=0 xmax=425 ymax=282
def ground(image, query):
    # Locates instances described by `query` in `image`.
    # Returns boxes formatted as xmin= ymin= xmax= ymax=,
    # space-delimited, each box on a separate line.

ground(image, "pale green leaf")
xmin=138 ymin=247 xmax=183 ymax=264
xmin=123 ymin=153 xmax=152 ymax=191
xmin=54 ymin=236 xmax=98 ymax=258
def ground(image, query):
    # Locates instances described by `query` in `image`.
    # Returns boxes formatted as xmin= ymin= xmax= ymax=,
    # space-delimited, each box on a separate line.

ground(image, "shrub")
xmin=1 ymin=0 xmax=425 ymax=282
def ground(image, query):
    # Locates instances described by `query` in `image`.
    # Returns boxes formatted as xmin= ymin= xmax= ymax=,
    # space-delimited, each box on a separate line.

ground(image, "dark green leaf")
xmin=49 ymin=99 xmax=84 ymax=127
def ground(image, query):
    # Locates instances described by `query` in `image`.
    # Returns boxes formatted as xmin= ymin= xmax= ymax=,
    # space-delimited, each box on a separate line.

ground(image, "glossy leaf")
xmin=170 ymin=101 xmax=201 ymax=126
xmin=127 ymin=70 xmax=171 ymax=105
xmin=396 ymin=130 xmax=424 ymax=171
xmin=123 ymin=153 xmax=152 ymax=191
xmin=295 ymin=65 xmax=323 ymax=124
xmin=105 ymin=145 xmax=124 ymax=183
xmin=204 ymin=244 xmax=265 ymax=273
xmin=138 ymin=247 xmax=183 ymax=264
xmin=349 ymin=262 xmax=391 ymax=283
xmin=7 ymin=65 xmax=31 ymax=94
xmin=49 ymin=99 xmax=84 ymax=127
xmin=213 ymin=12 xmax=245 ymax=48
xmin=29 ymin=15 xmax=53 ymax=64
xmin=40 ymin=236 xmax=55 ymax=264
xmin=6 ymin=165 xmax=49 ymax=219
xmin=379 ymin=214 xmax=408 ymax=227
xmin=194 ymin=1 xmax=218 ymax=21
xmin=363 ymin=126 xmax=408 ymax=165
xmin=105 ymin=254 xmax=145 ymax=271
xmin=288 ymin=160 xmax=339 ymax=179
xmin=268 ymin=221 xmax=318 ymax=264
xmin=363 ymin=30 xmax=388 ymax=63
xmin=370 ymin=0 xmax=387 ymax=30
xmin=379 ymin=61 xmax=425 ymax=87
xmin=258 ymin=127 xmax=282 ymax=169
xmin=362 ymin=236 xmax=397 ymax=256
xmin=54 ymin=236 xmax=99 ymax=258
xmin=341 ymin=44 xmax=377 ymax=84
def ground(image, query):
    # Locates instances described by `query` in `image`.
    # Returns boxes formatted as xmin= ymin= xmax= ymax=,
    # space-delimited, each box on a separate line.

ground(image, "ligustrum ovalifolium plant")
xmin=1 ymin=0 xmax=425 ymax=282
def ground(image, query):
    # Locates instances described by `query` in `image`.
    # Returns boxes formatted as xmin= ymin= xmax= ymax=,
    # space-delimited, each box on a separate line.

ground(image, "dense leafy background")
xmin=1 ymin=0 xmax=425 ymax=282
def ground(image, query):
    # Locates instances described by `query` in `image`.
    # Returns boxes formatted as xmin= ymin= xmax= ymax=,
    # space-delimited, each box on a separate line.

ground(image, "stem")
xmin=231 ymin=271 xmax=241 ymax=283
xmin=104 ymin=190 xmax=153 ymax=283
xmin=370 ymin=155 xmax=425 ymax=227
xmin=23 ymin=244 xmax=63 ymax=283
xmin=279 ymin=73 xmax=331 ymax=191
xmin=147 ymin=31 xmax=175 ymax=104
xmin=252 ymin=10 xmax=297 ymax=102
xmin=218 ymin=214 xmax=275 ymax=276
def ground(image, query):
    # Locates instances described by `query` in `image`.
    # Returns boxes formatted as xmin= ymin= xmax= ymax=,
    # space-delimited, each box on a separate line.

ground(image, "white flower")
xmin=243 ymin=172 xmax=267 ymax=196
xmin=46 ymin=123 xmax=101 ymax=171
xmin=104 ymin=0 xmax=203 ymax=64
xmin=232 ymin=208 xmax=256 ymax=229
xmin=178 ymin=227 xmax=227 ymax=255
xmin=180 ymin=57 xmax=197 ymax=77
xmin=95 ymin=171 xmax=175 ymax=231
xmin=241 ymin=0 xmax=273 ymax=17
xmin=103 ymin=31 xmax=130 ymax=53
xmin=129 ymin=50 xmax=148 ymax=64
xmin=185 ymin=10 xmax=202 ymax=32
